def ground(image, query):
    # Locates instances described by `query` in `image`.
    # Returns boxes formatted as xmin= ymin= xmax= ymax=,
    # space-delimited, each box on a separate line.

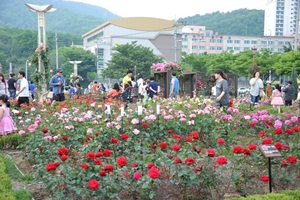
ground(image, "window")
xmin=227 ymin=40 xmax=233 ymax=43
xmin=192 ymin=38 xmax=198 ymax=42
xmin=261 ymin=41 xmax=267 ymax=45
xmin=200 ymin=46 xmax=206 ymax=50
xmin=210 ymin=46 xmax=215 ymax=50
xmin=244 ymin=47 xmax=250 ymax=50
xmin=234 ymin=40 xmax=240 ymax=44
xmin=227 ymin=47 xmax=233 ymax=50
xmin=217 ymin=39 xmax=223 ymax=43
xmin=182 ymin=38 xmax=188 ymax=42
xmin=210 ymin=39 xmax=216 ymax=43
xmin=234 ymin=47 xmax=240 ymax=51
xmin=182 ymin=45 xmax=188 ymax=49
xmin=192 ymin=46 xmax=198 ymax=49
xmin=217 ymin=46 xmax=223 ymax=50
xmin=251 ymin=40 xmax=257 ymax=44
xmin=244 ymin=40 xmax=250 ymax=44
xmin=278 ymin=41 xmax=284 ymax=45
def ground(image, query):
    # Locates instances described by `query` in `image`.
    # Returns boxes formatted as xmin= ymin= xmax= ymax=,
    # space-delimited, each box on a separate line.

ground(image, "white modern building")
xmin=182 ymin=25 xmax=295 ymax=54
xmin=82 ymin=17 xmax=182 ymax=78
xmin=264 ymin=0 xmax=299 ymax=36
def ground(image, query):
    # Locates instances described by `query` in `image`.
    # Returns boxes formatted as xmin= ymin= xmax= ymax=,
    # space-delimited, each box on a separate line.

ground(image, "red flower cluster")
xmin=141 ymin=123 xmax=149 ymax=128
xmin=121 ymin=133 xmax=129 ymax=140
xmin=159 ymin=142 xmax=168 ymax=149
xmin=94 ymin=159 xmax=102 ymax=165
xmin=281 ymin=159 xmax=289 ymax=167
xmin=274 ymin=142 xmax=283 ymax=150
xmin=172 ymin=134 xmax=181 ymax=141
xmin=207 ymin=149 xmax=216 ymax=157
xmin=260 ymin=175 xmax=269 ymax=183
xmin=217 ymin=138 xmax=225 ymax=145
xmin=286 ymin=155 xmax=297 ymax=164
xmin=172 ymin=144 xmax=180 ymax=152
xmin=60 ymin=155 xmax=68 ymax=161
xmin=46 ymin=162 xmax=60 ymax=172
xmin=80 ymin=163 xmax=89 ymax=169
xmin=249 ymin=122 xmax=255 ymax=127
xmin=42 ymin=128 xmax=48 ymax=133
xmin=57 ymin=147 xmax=68 ymax=156
xmin=248 ymin=143 xmax=257 ymax=150
xmin=274 ymin=128 xmax=282 ymax=135
xmin=62 ymin=135 xmax=68 ymax=140
xmin=103 ymin=164 xmax=114 ymax=173
xmin=174 ymin=158 xmax=182 ymax=164
xmin=167 ymin=129 xmax=174 ymax=134
xmin=262 ymin=137 xmax=272 ymax=145
xmin=292 ymin=126 xmax=299 ymax=132
xmin=193 ymin=146 xmax=202 ymax=154
xmin=103 ymin=149 xmax=112 ymax=157
xmin=88 ymin=179 xmax=99 ymax=190
xmin=216 ymin=156 xmax=228 ymax=165
xmin=284 ymin=129 xmax=293 ymax=135
xmin=185 ymin=157 xmax=195 ymax=165
xmin=110 ymin=137 xmax=118 ymax=144
xmin=87 ymin=152 xmax=96 ymax=159
xmin=148 ymin=167 xmax=160 ymax=179
xmin=232 ymin=145 xmax=243 ymax=154
xmin=116 ymin=156 xmax=127 ymax=167
xmin=257 ymin=131 xmax=266 ymax=137
xmin=131 ymin=162 xmax=138 ymax=168
xmin=133 ymin=172 xmax=142 ymax=180
xmin=189 ymin=131 xmax=199 ymax=139
xmin=148 ymin=162 xmax=155 ymax=169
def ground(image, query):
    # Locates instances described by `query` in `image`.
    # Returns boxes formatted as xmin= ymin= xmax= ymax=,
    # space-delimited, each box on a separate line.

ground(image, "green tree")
xmin=272 ymin=51 xmax=300 ymax=76
xmin=102 ymin=41 xmax=163 ymax=79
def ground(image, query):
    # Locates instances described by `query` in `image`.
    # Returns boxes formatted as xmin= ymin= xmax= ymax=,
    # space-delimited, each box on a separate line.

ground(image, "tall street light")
xmin=25 ymin=3 xmax=56 ymax=100
xmin=69 ymin=61 xmax=82 ymax=77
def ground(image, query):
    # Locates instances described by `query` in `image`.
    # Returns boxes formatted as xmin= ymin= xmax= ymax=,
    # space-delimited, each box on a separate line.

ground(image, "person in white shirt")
xmin=249 ymin=71 xmax=264 ymax=105
xmin=15 ymin=71 xmax=29 ymax=107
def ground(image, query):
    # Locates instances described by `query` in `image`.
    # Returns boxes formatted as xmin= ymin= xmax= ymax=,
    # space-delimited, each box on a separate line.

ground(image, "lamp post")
xmin=25 ymin=60 xmax=29 ymax=79
xmin=251 ymin=46 xmax=258 ymax=73
xmin=69 ymin=61 xmax=82 ymax=77
xmin=25 ymin=3 xmax=56 ymax=100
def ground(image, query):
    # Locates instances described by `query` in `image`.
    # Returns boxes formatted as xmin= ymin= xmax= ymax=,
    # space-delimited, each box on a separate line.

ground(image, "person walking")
xmin=0 ymin=95 xmax=17 ymax=135
xmin=148 ymin=76 xmax=160 ymax=99
xmin=214 ymin=69 xmax=230 ymax=108
xmin=49 ymin=68 xmax=65 ymax=103
xmin=7 ymin=73 xmax=17 ymax=100
xmin=29 ymin=81 xmax=35 ymax=99
xmin=282 ymin=81 xmax=295 ymax=106
xmin=249 ymin=71 xmax=264 ymax=105
xmin=271 ymin=84 xmax=284 ymax=113
xmin=15 ymin=71 xmax=29 ymax=107
xmin=169 ymin=72 xmax=179 ymax=100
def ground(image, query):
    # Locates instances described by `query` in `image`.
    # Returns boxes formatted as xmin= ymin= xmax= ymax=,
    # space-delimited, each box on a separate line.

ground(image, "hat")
xmin=266 ymin=81 xmax=271 ymax=84
xmin=56 ymin=68 xmax=62 ymax=73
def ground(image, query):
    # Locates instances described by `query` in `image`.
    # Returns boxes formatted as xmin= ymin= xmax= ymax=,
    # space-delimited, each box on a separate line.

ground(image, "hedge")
xmin=229 ymin=189 xmax=300 ymax=200
xmin=0 ymin=154 xmax=16 ymax=200
xmin=0 ymin=133 xmax=22 ymax=149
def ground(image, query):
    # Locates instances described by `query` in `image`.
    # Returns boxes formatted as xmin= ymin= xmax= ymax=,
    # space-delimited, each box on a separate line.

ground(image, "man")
xmin=169 ymin=72 xmax=179 ymax=100
xmin=123 ymin=70 xmax=133 ymax=86
xmin=49 ymin=68 xmax=65 ymax=103
xmin=148 ymin=76 xmax=160 ymax=99
xmin=15 ymin=71 xmax=29 ymax=107
xmin=283 ymin=81 xmax=295 ymax=106
xmin=29 ymin=81 xmax=35 ymax=99
xmin=7 ymin=73 xmax=17 ymax=100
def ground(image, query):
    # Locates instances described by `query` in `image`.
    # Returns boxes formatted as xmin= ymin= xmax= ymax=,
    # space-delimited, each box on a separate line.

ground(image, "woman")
xmin=0 ymin=73 xmax=8 ymax=97
xmin=249 ymin=71 xmax=264 ymax=105
xmin=104 ymin=83 xmax=121 ymax=103
xmin=0 ymin=95 xmax=17 ymax=135
xmin=214 ymin=69 xmax=230 ymax=108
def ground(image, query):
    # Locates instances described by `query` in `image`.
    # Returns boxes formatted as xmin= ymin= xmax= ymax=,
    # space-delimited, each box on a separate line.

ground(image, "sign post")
xmin=259 ymin=145 xmax=282 ymax=193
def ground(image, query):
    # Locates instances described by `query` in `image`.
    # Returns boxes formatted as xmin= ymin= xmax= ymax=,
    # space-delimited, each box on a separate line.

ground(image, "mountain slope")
xmin=0 ymin=0 xmax=120 ymax=35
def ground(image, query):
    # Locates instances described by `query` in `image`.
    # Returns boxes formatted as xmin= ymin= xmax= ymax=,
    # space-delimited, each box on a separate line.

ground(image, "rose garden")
xmin=1 ymin=91 xmax=300 ymax=199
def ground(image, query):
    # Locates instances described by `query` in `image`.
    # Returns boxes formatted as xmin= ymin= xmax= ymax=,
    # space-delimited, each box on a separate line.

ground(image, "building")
xmin=82 ymin=17 xmax=182 ymax=78
xmin=182 ymin=25 xmax=295 ymax=54
xmin=264 ymin=0 xmax=299 ymax=36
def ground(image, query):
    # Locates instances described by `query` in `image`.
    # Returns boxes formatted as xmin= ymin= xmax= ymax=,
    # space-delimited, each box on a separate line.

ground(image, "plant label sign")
xmin=259 ymin=145 xmax=282 ymax=158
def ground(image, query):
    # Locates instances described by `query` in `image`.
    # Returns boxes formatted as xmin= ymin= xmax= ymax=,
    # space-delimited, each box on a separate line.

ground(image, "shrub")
xmin=0 ymin=154 xmax=16 ymax=200
xmin=0 ymin=133 xmax=22 ymax=149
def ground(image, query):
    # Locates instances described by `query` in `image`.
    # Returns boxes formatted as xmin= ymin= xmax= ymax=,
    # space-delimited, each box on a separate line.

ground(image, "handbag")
xmin=46 ymin=91 xmax=53 ymax=99
xmin=259 ymin=90 xmax=265 ymax=98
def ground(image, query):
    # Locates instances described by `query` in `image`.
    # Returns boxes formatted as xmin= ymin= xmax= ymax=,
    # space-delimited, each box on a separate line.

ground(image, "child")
xmin=271 ymin=84 xmax=284 ymax=113
xmin=0 ymin=95 xmax=17 ymax=135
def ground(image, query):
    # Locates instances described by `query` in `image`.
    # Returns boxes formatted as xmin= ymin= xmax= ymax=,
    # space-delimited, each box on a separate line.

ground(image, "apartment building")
xmin=182 ymin=25 xmax=294 ymax=54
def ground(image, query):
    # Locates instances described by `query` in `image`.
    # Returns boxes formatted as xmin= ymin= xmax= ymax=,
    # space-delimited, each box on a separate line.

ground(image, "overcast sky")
xmin=69 ymin=0 xmax=267 ymax=20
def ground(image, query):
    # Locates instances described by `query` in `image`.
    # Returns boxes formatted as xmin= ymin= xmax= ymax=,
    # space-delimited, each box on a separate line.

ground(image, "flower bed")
xmin=12 ymin=97 xmax=300 ymax=199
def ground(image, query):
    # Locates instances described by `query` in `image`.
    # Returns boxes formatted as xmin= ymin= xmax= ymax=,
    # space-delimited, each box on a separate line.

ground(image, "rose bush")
xmin=11 ymin=96 xmax=300 ymax=199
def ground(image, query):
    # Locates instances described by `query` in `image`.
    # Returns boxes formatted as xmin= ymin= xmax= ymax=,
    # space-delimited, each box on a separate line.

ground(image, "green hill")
xmin=0 ymin=0 xmax=120 ymax=35
xmin=178 ymin=9 xmax=264 ymax=36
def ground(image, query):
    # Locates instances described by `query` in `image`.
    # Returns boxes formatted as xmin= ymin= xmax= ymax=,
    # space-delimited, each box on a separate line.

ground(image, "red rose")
xmin=57 ymin=147 xmax=68 ymax=156
xmin=185 ymin=136 xmax=193 ymax=142
xmin=38 ymin=146 xmax=43 ymax=151
xmin=54 ymin=162 xmax=60 ymax=167
xmin=285 ymin=129 xmax=293 ymax=135
xmin=217 ymin=138 xmax=225 ymax=145
xmin=282 ymin=145 xmax=290 ymax=150
xmin=80 ymin=163 xmax=89 ymax=169
xmin=174 ymin=158 xmax=182 ymax=164
xmin=110 ymin=137 xmax=118 ymax=144
xmin=257 ymin=131 xmax=266 ymax=137
xmin=274 ymin=142 xmax=283 ymax=150
xmin=232 ymin=145 xmax=243 ymax=154
xmin=172 ymin=144 xmax=180 ymax=152
xmin=248 ymin=143 xmax=257 ymax=150
xmin=116 ymin=156 xmax=127 ymax=167
xmin=189 ymin=131 xmax=199 ymax=139
xmin=124 ymin=171 xmax=129 ymax=179
xmin=185 ymin=157 xmax=195 ymax=165
xmin=194 ymin=165 xmax=203 ymax=173
xmin=94 ymin=158 xmax=102 ymax=165
xmin=216 ymin=156 xmax=228 ymax=165
xmin=87 ymin=152 xmax=96 ymax=159
xmin=286 ymin=155 xmax=297 ymax=164
xmin=159 ymin=142 xmax=168 ymax=149
xmin=151 ymin=144 xmax=157 ymax=149
xmin=207 ymin=149 xmax=216 ymax=157
xmin=42 ymin=128 xmax=48 ymax=133
xmin=274 ymin=128 xmax=282 ymax=135
xmin=46 ymin=162 xmax=58 ymax=172
xmin=243 ymin=148 xmax=251 ymax=155
xmin=167 ymin=129 xmax=174 ymax=134
xmin=60 ymin=155 xmax=68 ymax=161
xmin=103 ymin=149 xmax=112 ymax=157
xmin=131 ymin=162 xmax=138 ymax=168
xmin=86 ymin=135 xmax=93 ymax=140
xmin=262 ymin=137 xmax=272 ymax=145
xmin=62 ymin=135 xmax=68 ymax=140
xmin=99 ymin=170 xmax=106 ymax=176
xmin=281 ymin=159 xmax=289 ymax=167
xmin=95 ymin=152 xmax=104 ymax=157
xmin=133 ymin=171 xmax=142 ymax=180
xmin=266 ymin=121 xmax=273 ymax=126
xmin=148 ymin=167 xmax=160 ymax=179
xmin=172 ymin=134 xmax=181 ymax=141
xmin=103 ymin=164 xmax=114 ymax=173
xmin=249 ymin=122 xmax=255 ymax=127
xmin=88 ymin=179 xmax=99 ymax=190
xmin=260 ymin=175 xmax=269 ymax=183
xmin=141 ymin=123 xmax=149 ymax=128
xmin=95 ymin=132 xmax=99 ymax=136
xmin=82 ymin=142 xmax=88 ymax=145
xmin=121 ymin=133 xmax=129 ymax=140
xmin=148 ymin=162 xmax=155 ymax=169
xmin=292 ymin=126 xmax=299 ymax=132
